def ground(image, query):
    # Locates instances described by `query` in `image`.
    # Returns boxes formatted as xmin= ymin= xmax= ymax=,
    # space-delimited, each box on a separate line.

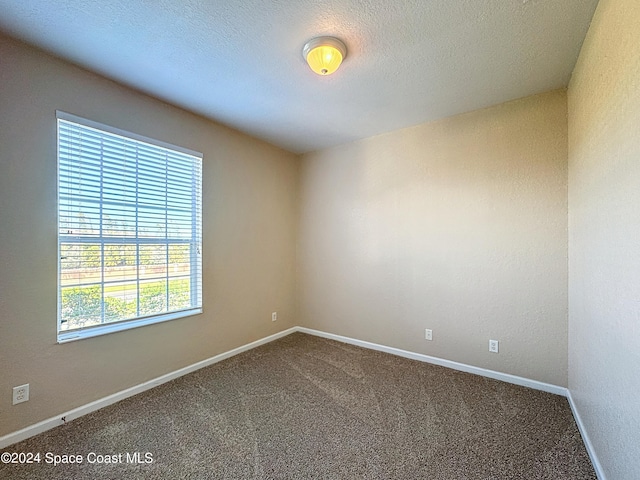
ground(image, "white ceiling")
xmin=0 ymin=0 xmax=599 ymax=153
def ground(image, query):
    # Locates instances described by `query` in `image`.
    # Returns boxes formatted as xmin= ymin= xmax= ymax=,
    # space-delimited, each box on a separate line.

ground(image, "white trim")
xmin=566 ymin=390 xmax=606 ymax=480
xmin=297 ymin=327 xmax=568 ymax=396
xmin=0 ymin=327 xmax=296 ymax=449
xmin=57 ymin=308 xmax=203 ymax=343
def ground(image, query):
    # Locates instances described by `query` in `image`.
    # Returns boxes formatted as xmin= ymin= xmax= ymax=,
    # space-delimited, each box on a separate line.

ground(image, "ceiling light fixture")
xmin=302 ymin=36 xmax=347 ymax=76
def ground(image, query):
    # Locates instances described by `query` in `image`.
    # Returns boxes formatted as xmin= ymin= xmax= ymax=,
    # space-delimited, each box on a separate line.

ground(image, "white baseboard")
xmin=566 ymin=390 xmax=606 ymax=480
xmin=0 ymin=327 xmax=297 ymax=450
xmin=297 ymin=327 xmax=568 ymax=397
xmin=1 ymin=325 xmax=573 ymax=451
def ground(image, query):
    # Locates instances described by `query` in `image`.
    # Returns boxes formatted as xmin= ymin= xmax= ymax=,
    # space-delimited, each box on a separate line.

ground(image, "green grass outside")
xmin=60 ymin=278 xmax=193 ymax=329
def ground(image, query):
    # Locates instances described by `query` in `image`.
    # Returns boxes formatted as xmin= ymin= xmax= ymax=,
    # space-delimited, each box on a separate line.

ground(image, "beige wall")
xmin=0 ymin=35 xmax=299 ymax=436
xmin=9 ymin=8 xmax=640 ymax=476
xmin=298 ymin=90 xmax=568 ymax=386
xmin=568 ymin=0 xmax=640 ymax=478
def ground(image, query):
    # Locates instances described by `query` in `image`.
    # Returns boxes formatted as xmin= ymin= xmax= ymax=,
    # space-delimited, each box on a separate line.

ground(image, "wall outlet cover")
xmin=12 ymin=384 xmax=30 ymax=405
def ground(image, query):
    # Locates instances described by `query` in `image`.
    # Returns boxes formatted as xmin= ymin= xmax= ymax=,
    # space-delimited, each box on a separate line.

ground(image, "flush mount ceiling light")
xmin=302 ymin=36 xmax=347 ymax=76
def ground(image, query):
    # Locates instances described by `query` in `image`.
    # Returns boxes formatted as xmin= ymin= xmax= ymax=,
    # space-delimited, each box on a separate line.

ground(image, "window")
xmin=57 ymin=112 xmax=202 ymax=342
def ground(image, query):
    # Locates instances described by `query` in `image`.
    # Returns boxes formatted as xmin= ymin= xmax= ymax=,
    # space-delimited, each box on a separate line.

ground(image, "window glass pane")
xmin=60 ymin=285 xmax=102 ymax=330
xmin=169 ymin=278 xmax=191 ymax=311
xmin=140 ymin=279 xmax=168 ymax=316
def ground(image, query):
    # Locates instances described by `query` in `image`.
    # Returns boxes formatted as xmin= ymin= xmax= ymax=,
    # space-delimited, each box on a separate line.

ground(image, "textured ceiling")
xmin=0 ymin=0 xmax=599 ymax=153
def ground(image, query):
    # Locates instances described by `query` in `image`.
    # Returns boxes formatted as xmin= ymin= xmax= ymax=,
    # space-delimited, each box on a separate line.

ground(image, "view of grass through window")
xmin=59 ymin=243 xmax=193 ymax=330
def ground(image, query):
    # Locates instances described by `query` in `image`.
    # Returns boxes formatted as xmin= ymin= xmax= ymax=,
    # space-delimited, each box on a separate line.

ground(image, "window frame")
xmin=56 ymin=111 xmax=203 ymax=343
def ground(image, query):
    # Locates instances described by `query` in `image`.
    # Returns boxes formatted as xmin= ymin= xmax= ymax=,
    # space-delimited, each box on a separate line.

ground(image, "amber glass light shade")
xmin=303 ymin=37 xmax=347 ymax=75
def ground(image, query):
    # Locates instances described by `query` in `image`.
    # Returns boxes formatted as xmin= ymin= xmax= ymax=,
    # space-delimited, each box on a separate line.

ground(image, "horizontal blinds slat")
xmin=60 ymin=158 xmax=197 ymax=183
xmin=60 ymin=197 xmax=193 ymax=211
xmin=60 ymin=126 xmax=197 ymax=159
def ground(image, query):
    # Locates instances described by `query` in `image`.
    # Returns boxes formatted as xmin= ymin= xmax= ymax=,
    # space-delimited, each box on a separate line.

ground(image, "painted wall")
xmin=298 ymin=90 xmax=568 ymax=386
xmin=568 ymin=0 xmax=640 ymax=478
xmin=0 ymin=34 xmax=299 ymax=436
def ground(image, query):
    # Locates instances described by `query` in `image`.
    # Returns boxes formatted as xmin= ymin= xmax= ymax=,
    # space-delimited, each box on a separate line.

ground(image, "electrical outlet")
xmin=12 ymin=384 xmax=29 ymax=405
xmin=489 ymin=340 xmax=499 ymax=353
xmin=272 ymin=312 xmax=277 ymax=322
xmin=425 ymin=329 xmax=433 ymax=341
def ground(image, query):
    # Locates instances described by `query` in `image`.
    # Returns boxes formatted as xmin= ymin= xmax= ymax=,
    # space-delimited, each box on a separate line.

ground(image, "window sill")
xmin=57 ymin=308 xmax=203 ymax=343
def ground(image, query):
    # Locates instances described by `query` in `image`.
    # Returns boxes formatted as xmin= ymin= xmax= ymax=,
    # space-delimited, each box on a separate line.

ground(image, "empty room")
xmin=0 ymin=0 xmax=638 ymax=478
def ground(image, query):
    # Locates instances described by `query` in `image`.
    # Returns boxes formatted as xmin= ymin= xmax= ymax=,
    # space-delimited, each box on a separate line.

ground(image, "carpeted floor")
xmin=1 ymin=332 xmax=596 ymax=479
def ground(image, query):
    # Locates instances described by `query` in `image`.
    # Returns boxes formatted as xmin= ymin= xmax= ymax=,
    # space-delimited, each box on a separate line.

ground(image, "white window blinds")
xmin=57 ymin=112 xmax=202 ymax=342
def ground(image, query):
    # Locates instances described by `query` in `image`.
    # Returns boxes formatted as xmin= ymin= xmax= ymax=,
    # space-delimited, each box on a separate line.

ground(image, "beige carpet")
xmin=1 ymin=332 xmax=596 ymax=479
